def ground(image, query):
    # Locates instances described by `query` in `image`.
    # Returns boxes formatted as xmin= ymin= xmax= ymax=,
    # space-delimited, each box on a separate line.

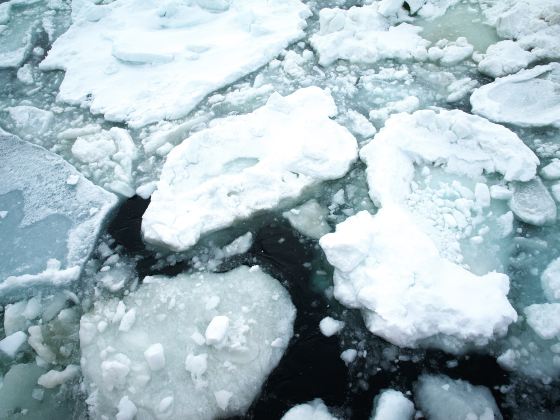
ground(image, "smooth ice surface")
xmin=281 ymin=399 xmax=338 ymax=420
xmin=508 ymin=177 xmax=557 ymax=226
xmin=41 ymin=0 xmax=311 ymax=127
xmin=370 ymin=389 xmax=414 ymax=420
xmin=0 ymin=134 xmax=118 ymax=300
xmin=80 ymin=266 xmax=295 ymax=419
xmin=415 ymin=375 xmax=502 ymax=420
xmin=320 ymin=207 xmax=517 ymax=350
xmin=142 ymin=87 xmax=358 ymax=251
xmin=471 ymin=64 xmax=560 ymax=128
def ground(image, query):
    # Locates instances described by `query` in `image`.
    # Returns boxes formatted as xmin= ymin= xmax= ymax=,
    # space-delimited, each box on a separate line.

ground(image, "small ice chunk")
xmin=478 ymin=40 xmax=533 ymax=78
xmin=185 ymin=353 xmax=208 ymax=384
xmin=283 ymin=200 xmax=331 ymax=239
xmin=37 ymin=365 xmax=80 ymax=389
xmin=319 ymin=317 xmax=345 ymax=337
xmin=340 ymin=349 xmax=358 ymax=365
xmin=524 ymin=304 xmax=560 ymax=340
xmin=371 ymin=389 xmax=414 ymax=420
xmin=541 ymin=161 xmax=560 ymax=180
xmin=205 ymin=316 xmax=230 ymax=345
xmin=144 ymin=343 xmax=166 ymax=371
xmin=118 ymin=309 xmax=136 ymax=332
xmin=509 ymin=178 xmax=556 ymax=226
xmin=282 ymin=399 xmax=338 ymax=420
xmin=541 ymin=257 xmax=560 ymax=302
xmin=0 ymin=331 xmax=27 ymax=358
xmin=214 ymin=390 xmax=233 ymax=411
xmin=116 ymin=396 xmax=137 ymax=420
xmin=489 ymin=185 xmax=512 ymax=200
xmin=474 ymin=183 xmax=491 ymax=208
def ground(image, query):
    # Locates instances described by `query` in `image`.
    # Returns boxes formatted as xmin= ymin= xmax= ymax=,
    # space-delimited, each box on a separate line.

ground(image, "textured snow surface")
xmin=0 ymin=134 xmax=118 ymax=300
xmin=371 ymin=389 xmax=414 ymax=420
xmin=281 ymin=399 xmax=338 ymax=420
xmin=415 ymin=375 xmax=502 ymax=420
xmin=80 ymin=266 xmax=295 ymax=419
xmin=142 ymin=87 xmax=358 ymax=251
xmin=471 ymin=64 xmax=560 ymax=128
xmin=40 ymin=0 xmax=311 ymax=127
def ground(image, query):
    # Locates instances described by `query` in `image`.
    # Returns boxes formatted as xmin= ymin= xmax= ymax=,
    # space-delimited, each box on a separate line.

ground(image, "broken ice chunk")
xmin=142 ymin=87 xmax=357 ymax=252
xmin=283 ymin=199 xmax=331 ymax=239
xmin=144 ymin=343 xmax=166 ymax=371
xmin=214 ymin=390 xmax=233 ymax=411
xmin=371 ymin=389 xmax=414 ymax=420
xmin=319 ymin=317 xmax=345 ymax=337
xmin=509 ymin=178 xmax=557 ymax=226
xmin=37 ymin=365 xmax=80 ymax=389
xmin=541 ymin=257 xmax=560 ymax=302
xmin=524 ymin=304 xmax=560 ymax=340
xmin=205 ymin=316 xmax=230 ymax=346
xmin=281 ymin=399 xmax=338 ymax=420
xmin=0 ymin=331 xmax=27 ymax=358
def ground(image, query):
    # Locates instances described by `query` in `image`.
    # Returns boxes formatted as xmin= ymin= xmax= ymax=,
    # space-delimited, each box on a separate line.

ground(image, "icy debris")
xmin=281 ymin=399 xmax=338 ymax=420
xmin=310 ymin=4 xmax=430 ymax=66
xmin=283 ymin=200 xmax=331 ymax=239
xmin=477 ymin=40 xmax=533 ymax=78
xmin=37 ymin=365 xmax=80 ymax=389
xmin=371 ymin=389 xmax=414 ymax=420
xmin=427 ymin=37 xmax=473 ymax=66
xmin=116 ymin=396 xmax=137 ymax=420
xmin=319 ymin=317 xmax=345 ymax=337
xmin=80 ymin=266 xmax=295 ymax=419
xmin=415 ymin=375 xmax=502 ymax=420
xmin=143 ymin=87 xmax=358 ymax=252
xmin=0 ymin=134 xmax=118 ymax=300
xmin=41 ymin=0 xmax=311 ymax=127
xmin=205 ymin=316 xmax=230 ymax=346
xmin=541 ymin=161 xmax=560 ymax=181
xmin=6 ymin=105 xmax=54 ymax=140
xmin=0 ymin=0 xmax=41 ymax=68
xmin=542 ymin=257 xmax=560 ymax=303
xmin=320 ymin=207 xmax=517 ymax=350
xmin=340 ymin=109 xmax=377 ymax=139
xmin=471 ymin=64 xmax=560 ymax=128
xmin=0 ymin=331 xmax=27 ymax=358
xmin=340 ymin=349 xmax=358 ymax=365
xmin=368 ymin=96 xmax=420 ymax=122
xmin=524 ymin=304 xmax=560 ymax=340
xmin=508 ymin=178 xmax=557 ymax=226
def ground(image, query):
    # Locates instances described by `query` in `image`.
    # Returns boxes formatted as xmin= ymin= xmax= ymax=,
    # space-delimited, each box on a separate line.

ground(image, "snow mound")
xmin=142 ymin=87 xmax=358 ymax=252
xmin=40 ymin=0 xmax=311 ymax=127
xmin=319 ymin=207 xmax=517 ymax=350
xmin=281 ymin=399 xmax=338 ymax=420
xmin=0 ymin=133 xmax=118 ymax=301
xmin=415 ymin=375 xmax=502 ymax=420
xmin=371 ymin=389 xmax=414 ymax=420
xmin=80 ymin=265 xmax=295 ymax=419
xmin=310 ymin=4 xmax=430 ymax=66
xmin=471 ymin=64 xmax=560 ymax=128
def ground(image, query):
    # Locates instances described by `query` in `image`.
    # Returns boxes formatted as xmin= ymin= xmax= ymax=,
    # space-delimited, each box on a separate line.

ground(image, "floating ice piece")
xmin=0 ymin=331 xmax=27 ymax=358
xmin=319 ymin=317 xmax=345 ymax=337
xmin=281 ymin=399 xmax=338 ymax=420
xmin=471 ymin=64 xmax=560 ymax=128
xmin=524 ymin=304 xmax=560 ymax=340
xmin=320 ymin=207 xmax=517 ymax=350
xmin=542 ymin=257 xmax=560 ymax=302
xmin=41 ymin=0 xmax=311 ymax=127
xmin=0 ymin=134 xmax=118 ymax=301
xmin=80 ymin=266 xmax=295 ymax=419
xmin=415 ymin=375 xmax=502 ymax=420
xmin=283 ymin=200 xmax=331 ymax=239
xmin=340 ymin=349 xmax=358 ymax=365
xmin=371 ymin=389 xmax=414 ymax=420
xmin=477 ymin=40 xmax=533 ymax=78
xmin=541 ymin=161 xmax=560 ymax=181
xmin=310 ymin=4 xmax=430 ymax=66
xmin=6 ymin=105 xmax=54 ymax=139
xmin=37 ymin=365 xmax=80 ymax=389
xmin=0 ymin=0 xmax=41 ymax=68
xmin=508 ymin=178 xmax=557 ymax=226
xmin=142 ymin=87 xmax=358 ymax=252
xmin=427 ymin=37 xmax=473 ymax=66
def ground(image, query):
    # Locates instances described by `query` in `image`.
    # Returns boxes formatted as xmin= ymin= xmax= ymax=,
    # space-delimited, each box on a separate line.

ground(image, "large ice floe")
xmin=142 ymin=87 xmax=358 ymax=252
xmin=471 ymin=63 xmax=560 ymax=128
xmin=0 ymin=133 xmax=117 ymax=300
xmin=40 ymin=0 xmax=311 ymax=127
xmin=80 ymin=265 xmax=295 ymax=419
xmin=321 ymin=109 xmax=541 ymax=351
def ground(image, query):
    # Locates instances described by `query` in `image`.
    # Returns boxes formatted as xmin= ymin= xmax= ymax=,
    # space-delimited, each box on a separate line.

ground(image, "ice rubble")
xmin=471 ymin=64 xmax=560 ymax=128
xmin=477 ymin=0 xmax=560 ymax=77
xmin=282 ymin=199 xmax=331 ymax=240
xmin=415 ymin=375 xmax=502 ymax=420
xmin=281 ymin=399 xmax=338 ymax=420
xmin=142 ymin=87 xmax=358 ymax=252
xmin=320 ymin=109 xmax=542 ymax=350
xmin=0 ymin=133 xmax=118 ymax=300
xmin=40 ymin=0 xmax=311 ymax=127
xmin=80 ymin=266 xmax=295 ymax=419
xmin=370 ymin=389 xmax=414 ymax=420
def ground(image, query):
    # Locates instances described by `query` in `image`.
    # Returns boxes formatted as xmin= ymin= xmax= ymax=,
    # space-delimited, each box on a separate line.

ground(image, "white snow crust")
xmin=142 ymin=87 xmax=358 ymax=252
xmin=41 ymin=0 xmax=311 ymax=127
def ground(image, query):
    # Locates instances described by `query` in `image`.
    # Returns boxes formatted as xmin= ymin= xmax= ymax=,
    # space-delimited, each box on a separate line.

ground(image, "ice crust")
xmin=415 ymin=375 xmax=502 ymax=420
xmin=80 ymin=266 xmax=295 ymax=419
xmin=281 ymin=399 xmax=338 ymax=420
xmin=40 ymin=0 xmax=311 ymax=127
xmin=471 ymin=64 xmax=560 ymax=128
xmin=371 ymin=389 xmax=414 ymax=420
xmin=142 ymin=87 xmax=358 ymax=252
xmin=0 ymin=134 xmax=118 ymax=300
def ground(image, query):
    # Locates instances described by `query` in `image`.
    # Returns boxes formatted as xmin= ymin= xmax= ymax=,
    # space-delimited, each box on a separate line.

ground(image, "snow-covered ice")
xmin=0 ymin=133 xmax=118 ymax=300
xmin=143 ymin=87 xmax=358 ymax=252
xmin=80 ymin=266 xmax=295 ymax=419
xmin=371 ymin=389 xmax=414 ymax=420
xmin=281 ymin=399 xmax=338 ymax=420
xmin=41 ymin=0 xmax=311 ymax=127
xmin=508 ymin=177 xmax=557 ymax=226
xmin=471 ymin=64 xmax=560 ymax=128
xmin=542 ymin=257 xmax=560 ymax=303
xmin=524 ymin=303 xmax=560 ymax=340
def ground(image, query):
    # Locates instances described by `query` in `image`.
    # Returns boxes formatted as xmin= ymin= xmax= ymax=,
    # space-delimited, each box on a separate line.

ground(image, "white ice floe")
xmin=542 ymin=257 xmax=560 ymax=303
xmin=310 ymin=4 xmax=430 ymax=66
xmin=0 ymin=134 xmax=118 ymax=300
xmin=320 ymin=207 xmax=517 ymax=350
xmin=283 ymin=200 xmax=331 ymax=240
xmin=142 ymin=87 xmax=358 ymax=252
xmin=41 ymin=0 xmax=311 ymax=127
xmin=508 ymin=177 xmax=557 ymax=226
xmin=281 ymin=399 xmax=338 ymax=420
xmin=471 ymin=64 xmax=560 ymax=128
xmin=415 ymin=375 xmax=502 ymax=420
xmin=80 ymin=266 xmax=295 ymax=419
xmin=370 ymin=389 xmax=414 ymax=420
xmin=524 ymin=303 xmax=560 ymax=340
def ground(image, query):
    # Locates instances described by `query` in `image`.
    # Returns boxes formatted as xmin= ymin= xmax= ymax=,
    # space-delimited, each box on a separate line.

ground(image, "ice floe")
xmin=508 ymin=177 xmax=557 ymax=226
xmin=41 ymin=0 xmax=311 ymax=127
xmin=80 ymin=266 xmax=295 ymax=419
xmin=142 ymin=87 xmax=358 ymax=252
